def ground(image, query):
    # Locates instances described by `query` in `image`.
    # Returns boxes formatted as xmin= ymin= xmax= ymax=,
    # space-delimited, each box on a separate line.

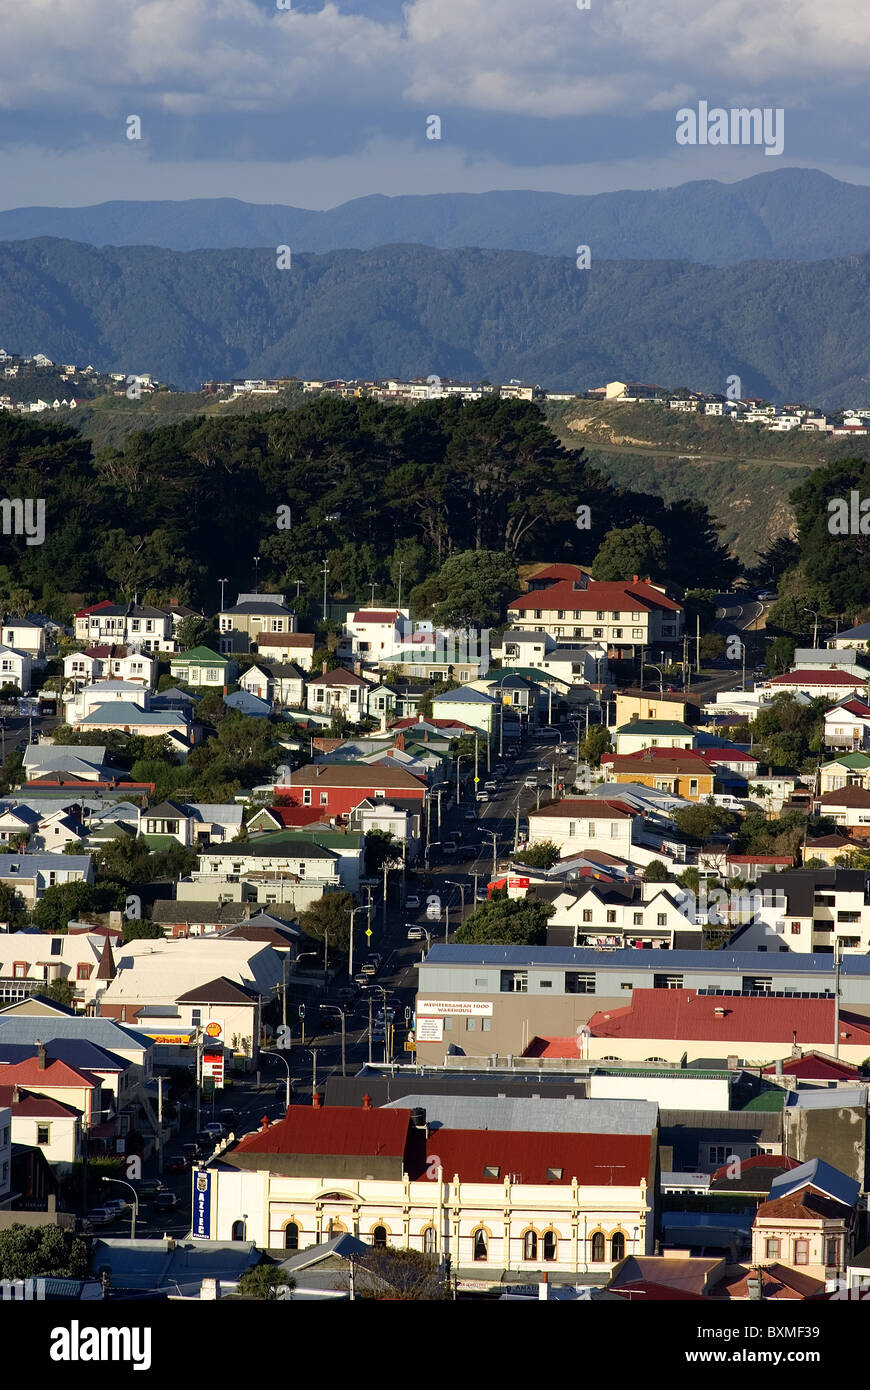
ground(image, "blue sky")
xmin=1 ymin=0 xmax=868 ymax=209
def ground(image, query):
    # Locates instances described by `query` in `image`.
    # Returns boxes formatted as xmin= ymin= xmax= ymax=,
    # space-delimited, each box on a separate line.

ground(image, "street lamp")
xmin=348 ymin=903 xmax=370 ymax=980
xmin=262 ymin=1049 xmax=292 ymax=1110
xmin=482 ymin=828 xmax=498 ymax=880
xmin=444 ymin=879 xmax=466 ymax=919
xmin=319 ymin=1003 xmax=347 ymax=1077
xmin=102 ymin=1176 xmax=139 ymax=1240
xmin=642 ymin=663 xmax=665 ymax=693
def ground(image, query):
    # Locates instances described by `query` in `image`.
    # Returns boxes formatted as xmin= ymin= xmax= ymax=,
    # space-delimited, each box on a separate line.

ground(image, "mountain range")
xmin=3 ymin=169 xmax=870 ymax=264
xmin=3 ymin=235 xmax=870 ymax=402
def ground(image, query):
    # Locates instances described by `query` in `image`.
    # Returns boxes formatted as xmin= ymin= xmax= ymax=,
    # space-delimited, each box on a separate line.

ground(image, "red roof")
xmin=527 ymin=564 xmax=590 ymax=584
xmin=830 ymin=699 xmax=870 ymax=718
xmin=74 ymin=599 xmax=114 ymax=619
xmin=422 ymin=1129 xmax=652 ymax=1185
xmin=389 ymin=717 xmax=475 ymax=732
xmin=726 ymin=854 xmax=793 ymax=865
xmin=352 ymin=610 xmax=401 ymax=623
xmin=0 ymin=1085 xmax=80 ymax=1116
xmin=507 ymin=579 xmax=682 ymax=614
xmin=699 ymin=748 xmax=758 ymax=765
xmin=610 ymin=1282 xmax=705 ymax=1301
xmin=768 ymin=670 xmax=864 ymax=686
xmin=524 ymin=1036 xmax=584 ymax=1058
xmin=262 ymin=804 xmax=331 ymax=827
xmin=257 ymin=631 xmax=314 ymax=647
xmin=761 ymin=1051 xmax=861 ymax=1081
xmin=588 ymin=989 xmax=870 ymax=1046
xmin=711 ymin=1153 xmax=799 ymax=1182
xmin=0 ymin=1056 xmax=100 ymax=1089
xmin=232 ymin=1105 xmax=410 ymax=1157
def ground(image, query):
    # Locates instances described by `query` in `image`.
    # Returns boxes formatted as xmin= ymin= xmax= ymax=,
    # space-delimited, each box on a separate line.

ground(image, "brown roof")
xmin=256 ymin=632 xmax=314 ymax=648
xmin=609 ymin=755 xmax=714 ymax=776
xmin=530 ymin=799 xmax=632 ymax=820
xmin=289 ymin=764 xmax=426 ymax=790
xmin=716 ymin=1263 xmax=826 ymax=1301
xmin=308 ymin=667 xmax=369 ymax=688
xmin=756 ymin=1188 xmax=853 ymax=1222
xmin=176 ymin=976 xmax=259 ymax=1005
xmin=818 ymin=787 xmax=870 ymax=807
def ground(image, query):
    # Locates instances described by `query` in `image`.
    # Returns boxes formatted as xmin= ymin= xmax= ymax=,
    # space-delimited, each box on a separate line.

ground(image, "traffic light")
xmin=298 ymin=1004 xmax=306 ymax=1021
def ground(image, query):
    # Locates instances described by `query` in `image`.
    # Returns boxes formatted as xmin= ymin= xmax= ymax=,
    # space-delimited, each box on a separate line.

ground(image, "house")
xmin=2 ymin=618 xmax=46 ymax=663
xmin=138 ymin=801 xmax=243 ymax=848
xmin=499 ymin=629 xmax=605 ymax=688
xmin=193 ymin=834 xmax=348 ymax=895
xmin=223 ymin=690 xmax=272 ymax=718
xmin=765 ymin=670 xmax=869 ymax=701
xmin=0 ymin=929 xmax=113 ymax=1001
xmin=0 ymin=1046 xmax=104 ymax=1128
xmin=818 ymin=752 xmax=870 ymax=794
xmin=171 ymin=646 xmax=238 ymax=689
xmin=615 ymin=690 xmax=698 ymax=725
xmin=828 ymin=622 xmax=870 ymax=653
xmin=815 ymin=787 xmax=870 ymax=840
xmin=824 ymin=699 xmax=870 ymax=751
xmin=613 ymin=721 xmax=696 ymax=756
xmin=74 ymin=603 xmax=175 ymax=653
xmin=0 ymin=1085 xmax=81 ymax=1172
xmin=253 ymin=631 xmax=315 ymax=670
xmin=22 ymin=745 xmax=114 ymax=783
xmin=203 ymin=1096 xmax=657 ymax=1274
xmin=527 ymin=798 xmax=635 ymax=859
xmin=277 ymin=763 xmax=426 ymax=830
xmin=338 ymin=609 xmax=405 ymax=661
xmin=602 ymin=749 xmax=717 ymax=801
xmin=218 ymin=595 xmax=296 ymax=655
xmin=431 ymin=687 xmax=499 ymax=738
xmin=69 ymin=700 xmax=195 ymax=752
xmin=306 ymin=666 xmax=372 ymax=720
xmin=64 ymin=679 xmax=166 ymax=723
xmin=546 ymin=880 xmax=700 ymax=950
xmin=750 ymin=1159 xmax=859 ymax=1281
xmin=734 ymin=868 xmax=870 ymax=954
xmin=63 ymin=646 xmax=157 ymax=690
xmin=0 ymin=853 xmax=94 ymax=910
xmin=585 ymin=989 xmax=870 ymax=1066
xmin=239 ymin=662 xmax=305 ymax=708
xmin=0 ymin=644 xmax=32 ymax=694
xmin=506 ymin=576 xmax=683 ymax=658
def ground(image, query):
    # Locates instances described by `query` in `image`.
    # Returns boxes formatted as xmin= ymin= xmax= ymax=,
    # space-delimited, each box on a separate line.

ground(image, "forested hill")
xmin=0 ymin=397 xmax=737 ymax=617
xmin=4 ymin=169 xmax=870 ymax=263
xmin=5 ymin=236 xmax=870 ymax=403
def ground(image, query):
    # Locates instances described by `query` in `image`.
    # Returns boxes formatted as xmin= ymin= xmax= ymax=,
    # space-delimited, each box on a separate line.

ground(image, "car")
xmin=463 ymin=809 xmax=476 ymax=821
xmin=217 ymin=1107 xmax=236 ymax=1126
xmin=360 ymin=961 xmax=377 ymax=976
xmin=353 ymin=972 xmax=370 ymax=986
xmin=483 ymin=781 xmax=497 ymax=792
xmin=195 ymin=1129 xmax=216 ymax=1149
xmin=152 ymin=1191 xmax=178 ymax=1213
xmin=132 ymin=1178 xmax=165 ymax=1201
xmin=407 ymin=925 xmax=425 ymax=941
xmin=536 ymin=763 xmax=549 ymax=772
xmin=404 ymin=894 xmax=421 ymax=909
xmin=164 ymin=1154 xmax=190 ymax=1174
xmin=182 ymin=1142 xmax=200 ymax=1162
xmin=365 ymin=953 xmax=382 ymax=968
xmin=101 ymin=1196 xmax=131 ymax=1217
xmin=476 ymin=792 xmax=489 ymax=803
xmin=757 ymin=589 xmax=778 ymax=601
xmin=524 ymin=776 xmax=537 ymax=788
xmin=442 ymin=842 xmax=457 ymax=855
xmin=203 ymin=1121 xmax=225 ymax=1139
xmin=371 ymin=1028 xmax=386 ymax=1043
xmin=86 ymin=1207 xmax=117 ymax=1227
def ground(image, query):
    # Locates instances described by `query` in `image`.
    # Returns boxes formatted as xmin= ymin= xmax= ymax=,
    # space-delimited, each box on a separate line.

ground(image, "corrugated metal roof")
xmin=422 ymin=944 xmax=870 ymax=974
xmin=422 ymin=1129 xmax=652 ymax=1185
xmin=380 ymin=1094 xmax=658 ymax=1134
xmin=233 ymin=1105 xmax=410 ymax=1157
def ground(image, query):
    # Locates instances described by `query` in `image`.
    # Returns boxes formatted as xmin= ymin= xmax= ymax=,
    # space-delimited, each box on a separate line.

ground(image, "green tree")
xmin=34 ymin=880 xmax=98 ymax=932
xmin=352 ymin=1248 xmax=451 ymax=1300
xmin=236 ymin=1264 xmax=296 ymax=1300
xmin=641 ymin=859 xmax=671 ymax=882
xmin=425 ymin=550 xmax=519 ymax=629
xmin=297 ymin=890 xmax=358 ymax=954
xmin=579 ymin=724 xmax=612 ymax=767
xmin=454 ymin=897 xmax=553 ymax=945
xmin=0 ymin=880 xmax=19 ymax=923
xmin=593 ymin=523 xmax=668 ymax=582
xmin=364 ymin=830 xmax=405 ymax=876
xmin=673 ymin=803 xmax=739 ymax=844
xmin=43 ymin=978 xmax=77 ymax=1007
xmin=0 ymin=1225 xmax=89 ymax=1280
xmin=122 ymin=919 xmax=165 ymax=943
xmin=513 ymin=840 xmax=561 ymax=869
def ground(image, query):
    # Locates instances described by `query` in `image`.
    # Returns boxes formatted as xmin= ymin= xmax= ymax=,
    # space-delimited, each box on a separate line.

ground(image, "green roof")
xmin=740 ymin=1089 xmax=786 ymax=1112
xmin=496 ymin=666 xmax=569 ymax=688
xmin=822 ymin=752 xmax=870 ymax=769
xmin=172 ymin=646 xmax=228 ymax=664
xmin=253 ymin=828 xmax=363 ymax=850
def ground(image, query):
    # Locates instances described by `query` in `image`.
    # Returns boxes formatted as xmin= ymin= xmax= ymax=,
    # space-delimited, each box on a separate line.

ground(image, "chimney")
xmin=36 ymin=1040 xmax=47 ymax=1070
xmin=322 ymin=659 xmax=328 ymax=675
xmin=362 ymin=1093 xmax=372 ymax=1109
xmin=312 ymin=1090 xmax=322 ymax=1108
xmin=538 ymin=1272 xmax=549 ymax=1301
xmin=260 ymin=1114 xmax=269 ymax=1131
xmin=11 ymin=1083 xmax=20 ymax=1104
xmin=632 ymin=574 xmax=639 ymax=583
xmin=353 ymin=660 xmax=362 ymax=676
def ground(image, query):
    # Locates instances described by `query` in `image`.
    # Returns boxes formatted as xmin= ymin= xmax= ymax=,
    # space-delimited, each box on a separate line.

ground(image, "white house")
xmin=0 ymin=853 xmax=93 ymax=907
xmin=2 ymin=618 xmax=46 ymax=662
xmin=239 ymin=662 xmax=305 ymax=708
xmin=506 ymin=577 xmax=683 ymax=657
xmin=339 ymin=609 xmax=406 ymax=662
xmin=63 ymin=646 xmax=158 ymax=690
xmin=306 ymin=667 xmax=372 ymax=720
xmin=825 ymin=700 xmax=870 ymax=752
xmin=0 ymin=644 xmax=32 ymax=694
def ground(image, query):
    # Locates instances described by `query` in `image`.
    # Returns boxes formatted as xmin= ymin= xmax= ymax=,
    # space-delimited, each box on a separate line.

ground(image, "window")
xmin=709 ymin=1146 xmax=729 ymax=1164
xmin=12 ymin=963 xmax=26 ymax=979
xmin=231 ymin=1220 xmax=246 ymax=1241
xmin=423 ymin=1227 xmax=436 ymax=1255
xmin=302 ymin=789 xmax=312 ymax=805
xmin=500 ymin=971 xmax=528 ymax=993
xmin=566 ymin=972 xmax=595 ymax=994
xmin=611 ymin=1231 xmax=625 ymax=1262
xmin=582 ymin=909 xmax=593 ymax=923
xmin=50 ymin=938 xmax=62 ymax=956
xmin=472 ymin=1230 xmax=488 ymax=1261
xmin=593 ymin=627 xmax=603 ymax=638
xmin=191 ymin=1009 xmax=202 ymax=1026
xmin=837 ymin=911 xmax=860 ymax=923
xmin=613 ymin=629 xmax=623 ymax=639
xmin=483 ymin=1165 xmax=500 ymax=1178
xmin=36 ymin=1124 xmax=50 ymax=1145
xmin=826 ymin=1236 xmax=841 ymax=1268
xmin=474 ymin=977 xmax=488 ymax=986
xmin=76 ymin=963 xmax=91 ymax=980
xmin=765 ymin=1238 xmax=780 ymax=1259
xmin=656 ymin=913 xmax=667 ymax=926
xmin=632 ymin=628 xmax=644 ymax=639
xmin=654 ymin=974 xmax=683 ymax=990
xmin=591 ymin=1232 xmax=605 ymax=1262
xmin=285 ymin=1224 xmax=299 ymax=1251
xmin=372 ymin=1226 xmax=388 ymax=1249
xmin=633 ymin=912 xmax=643 ymax=926
xmin=793 ymin=1239 xmax=809 ymax=1266
xmin=481 ymin=1017 xmax=491 ymax=1032
xmin=606 ymin=910 xmax=616 ymax=924
xmin=523 ymin=1230 xmax=538 ymax=1260
xmin=539 ymin=979 xmax=553 ymax=989
xmin=791 ymin=922 xmax=801 ymax=934
xmin=546 ymin=1167 xmax=563 ymax=1181
xmin=543 ymin=1231 xmax=557 ymax=1261
xmin=319 ymin=792 xmax=328 ymax=805
xmin=465 ymin=1017 xmax=476 ymax=1031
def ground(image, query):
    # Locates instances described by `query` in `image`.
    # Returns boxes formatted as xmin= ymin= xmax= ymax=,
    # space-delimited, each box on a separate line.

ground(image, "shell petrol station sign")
xmin=201 ymin=1019 xmax=225 ymax=1089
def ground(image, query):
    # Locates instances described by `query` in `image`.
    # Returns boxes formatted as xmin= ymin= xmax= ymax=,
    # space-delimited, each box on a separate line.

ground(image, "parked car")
xmin=476 ymin=791 xmax=489 ymax=803
xmin=442 ymin=842 xmax=457 ymax=855
xmin=366 ymin=953 xmax=383 ymax=967
xmin=407 ymin=925 xmax=425 ymax=941
xmin=133 ymin=1178 xmax=165 ymax=1201
xmin=101 ymin=1197 xmax=131 ymax=1217
xmin=360 ymin=961 xmax=378 ymax=976
xmin=483 ymin=781 xmax=498 ymax=792
xmin=404 ymin=894 xmax=421 ymax=909
xmin=182 ymin=1142 xmax=200 ymax=1162
xmin=196 ymin=1129 xmax=216 ymax=1148
xmin=353 ymin=972 xmax=371 ymax=987
xmin=152 ymin=1191 xmax=178 ymax=1213
xmin=217 ymin=1107 xmax=236 ymax=1126
xmin=524 ymin=776 xmax=537 ymax=788
xmin=536 ymin=763 xmax=549 ymax=772
xmin=86 ymin=1207 xmax=117 ymax=1227
xmin=203 ymin=1121 xmax=225 ymax=1140
xmin=476 ymin=887 xmax=488 ymax=901
xmin=164 ymin=1154 xmax=190 ymax=1174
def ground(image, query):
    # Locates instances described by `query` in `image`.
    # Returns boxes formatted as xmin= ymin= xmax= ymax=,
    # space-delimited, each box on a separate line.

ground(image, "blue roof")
xmin=432 ymin=688 xmax=497 ymax=704
xmin=0 ymin=1039 xmax=130 ymax=1071
xmin=422 ymin=944 xmax=859 ymax=974
xmin=770 ymin=1158 xmax=859 ymax=1209
xmin=0 ymin=1017 xmax=154 ymax=1052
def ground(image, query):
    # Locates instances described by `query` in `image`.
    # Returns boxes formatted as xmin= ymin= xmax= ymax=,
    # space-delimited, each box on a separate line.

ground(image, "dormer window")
xmin=483 ymin=1165 xmax=500 ymax=1179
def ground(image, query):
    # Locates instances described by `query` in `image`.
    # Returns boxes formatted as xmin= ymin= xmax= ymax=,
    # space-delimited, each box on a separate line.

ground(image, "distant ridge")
xmin=3 ymin=169 xmax=870 ymax=263
xmin=3 ymin=236 xmax=870 ymax=403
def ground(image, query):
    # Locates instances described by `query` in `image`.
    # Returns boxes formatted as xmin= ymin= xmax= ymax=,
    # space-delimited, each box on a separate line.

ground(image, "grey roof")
xmin=795 ymin=648 xmax=869 ymax=666
xmin=380 ymin=1093 xmax=658 ymax=1135
xmin=0 ymin=1016 xmax=153 ymax=1054
xmin=203 ymin=839 xmax=337 ymax=860
xmin=24 ymin=744 xmax=109 ymax=768
xmin=421 ymin=943 xmax=870 ymax=975
xmin=833 ymin=623 xmax=870 ymax=643
xmin=91 ymin=1238 xmax=259 ymax=1291
xmin=0 ymin=853 xmax=91 ymax=873
xmin=784 ymin=1086 xmax=868 ymax=1110
xmin=0 ymin=1039 xmax=131 ymax=1071
xmin=278 ymin=1234 xmax=369 ymax=1272
xmin=79 ymin=703 xmax=187 ymax=727
xmin=770 ymin=1158 xmax=860 ymax=1209
xmin=151 ymin=900 xmax=252 ymax=925
xmin=222 ymin=600 xmax=292 ymax=616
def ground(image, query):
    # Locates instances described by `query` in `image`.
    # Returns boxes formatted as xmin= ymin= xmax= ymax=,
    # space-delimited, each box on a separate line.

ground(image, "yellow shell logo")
xmin=204 ymin=1022 xmax=222 ymax=1038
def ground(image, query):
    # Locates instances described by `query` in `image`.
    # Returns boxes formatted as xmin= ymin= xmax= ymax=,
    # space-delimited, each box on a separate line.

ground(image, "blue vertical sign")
xmin=192 ymin=1168 xmax=212 ymax=1239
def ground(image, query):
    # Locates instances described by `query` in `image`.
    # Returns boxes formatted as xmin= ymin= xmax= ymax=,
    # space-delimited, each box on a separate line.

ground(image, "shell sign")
xmin=204 ymin=1021 xmax=224 ymax=1039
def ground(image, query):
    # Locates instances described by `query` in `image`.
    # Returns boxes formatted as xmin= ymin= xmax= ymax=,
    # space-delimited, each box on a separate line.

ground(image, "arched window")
xmin=523 ymin=1230 xmax=538 ymax=1261
xmin=372 ymin=1225 xmax=388 ymax=1249
xmin=611 ymin=1231 xmax=625 ymax=1262
xmin=543 ymin=1231 xmax=557 ymax=1262
xmin=423 ymin=1227 xmax=436 ymax=1255
xmin=591 ymin=1231 xmax=605 ymax=1263
xmin=473 ymin=1229 xmax=488 ymax=1262
xmin=329 ymin=1220 xmax=346 ymax=1236
xmin=231 ymin=1219 xmax=246 ymax=1241
xmin=284 ymin=1223 xmax=299 ymax=1251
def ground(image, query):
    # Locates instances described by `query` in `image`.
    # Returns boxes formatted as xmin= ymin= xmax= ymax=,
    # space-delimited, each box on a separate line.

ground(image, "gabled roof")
xmin=768 ymin=669 xmax=865 ymax=686
xmin=0 ymin=1085 xmax=80 ymax=1117
xmin=529 ymin=798 xmax=633 ymax=820
xmin=287 ymin=764 xmax=425 ymax=791
xmin=432 ymin=687 xmax=497 ymax=704
xmin=419 ymin=1128 xmax=652 ymax=1185
xmin=231 ymin=1105 xmax=410 ymax=1157
xmin=818 ymin=786 xmax=870 ymax=807
xmin=769 ymin=1157 xmax=860 ymax=1209
xmin=615 ymin=720 xmax=694 ymax=735
xmin=507 ymin=579 xmax=682 ymax=614
xmin=351 ymin=610 xmax=401 ymax=622
xmin=176 ymin=977 xmax=259 ymax=1005
xmin=171 ymin=646 xmax=229 ymax=663
xmin=221 ymin=600 xmax=292 ymax=616
xmin=307 ymin=667 xmax=369 ymax=688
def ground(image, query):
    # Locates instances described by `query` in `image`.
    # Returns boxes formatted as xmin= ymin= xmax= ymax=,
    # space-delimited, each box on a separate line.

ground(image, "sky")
xmin=1 ymin=0 xmax=870 ymax=210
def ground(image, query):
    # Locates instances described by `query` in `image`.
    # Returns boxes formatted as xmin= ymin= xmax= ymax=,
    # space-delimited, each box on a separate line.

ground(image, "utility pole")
xmin=368 ymin=997 xmax=373 ymax=1064
xmin=551 ymin=761 xmax=556 ymax=800
xmin=382 ymin=859 xmax=389 ymax=930
xmin=444 ymin=905 xmax=450 ymax=944
xmin=218 ymin=578 xmax=228 ymax=611
xmin=682 ymin=632 xmax=689 ymax=689
xmin=194 ymin=1030 xmax=202 ymax=1133
xmin=157 ymin=1073 xmax=164 ymax=1176
xmin=474 ymin=735 xmax=478 ymax=788
xmin=311 ymin=1047 xmax=318 ymax=1099
xmin=741 ymin=641 xmax=746 ymax=693
xmin=397 ymin=561 xmax=404 ymax=613
xmin=369 ymin=582 xmax=378 ymax=605
xmin=695 ymin=615 xmax=701 ymax=675
xmin=321 ymin=560 xmax=330 ymax=621
xmin=514 ymin=801 xmax=520 ymax=848
xmin=434 ymin=788 xmax=442 ymax=830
